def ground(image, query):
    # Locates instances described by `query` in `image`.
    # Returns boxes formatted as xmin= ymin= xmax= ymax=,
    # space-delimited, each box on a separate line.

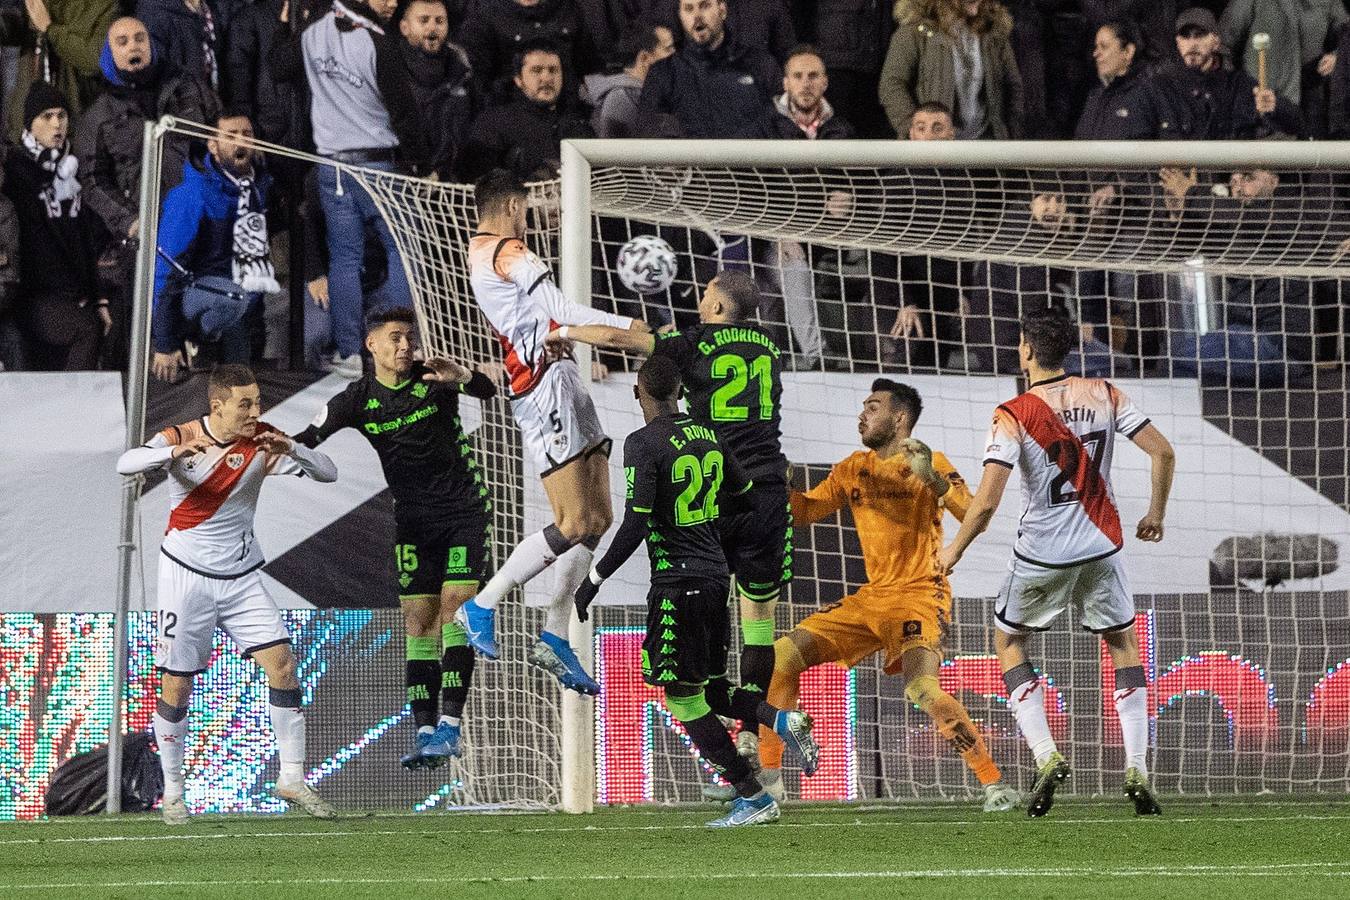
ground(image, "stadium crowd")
xmin=0 ymin=0 xmax=1342 ymax=379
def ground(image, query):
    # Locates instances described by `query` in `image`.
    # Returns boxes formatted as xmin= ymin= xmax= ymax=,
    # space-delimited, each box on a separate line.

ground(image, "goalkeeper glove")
xmin=574 ymin=567 xmax=604 ymax=622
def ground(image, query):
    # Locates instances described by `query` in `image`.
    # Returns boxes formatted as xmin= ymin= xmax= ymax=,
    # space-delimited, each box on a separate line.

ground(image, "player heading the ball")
xmin=460 ymin=169 xmax=651 ymax=695
xmin=938 ymin=307 xmax=1176 ymax=818
xmin=760 ymin=380 xmax=1020 ymax=812
xmin=573 ymin=356 xmax=819 ymax=827
xmin=116 ymin=365 xmax=339 ymax=824
xmin=548 ymin=272 xmax=790 ymax=733
xmin=295 ymin=307 xmax=496 ymax=771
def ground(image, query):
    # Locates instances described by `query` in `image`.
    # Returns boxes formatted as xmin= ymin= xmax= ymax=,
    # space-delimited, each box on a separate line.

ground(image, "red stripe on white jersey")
xmin=167 ymin=441 xmax=260 ymax=532
xmin=1003 ymin=392 xmax=1123 ymax=549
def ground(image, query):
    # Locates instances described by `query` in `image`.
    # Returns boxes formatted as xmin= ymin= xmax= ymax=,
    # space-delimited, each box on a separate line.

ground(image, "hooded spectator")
xmin=0 ymin=0 xmax=118 ymax=141
xmin=4 ymin=82 xmax=103 ymax=371
xmin=151 ymin=114 xmax=277 ymax=381
xmin=461 ymin=38 xmax=594 ymax=180
xmin=636 ymin=0 xmax=781 ymax=138
xmin=398 ymin=0 xmax=481 ymax=180
xmin=580 ymin=22 xmax=674 ymax=138
xmin=879 ymin=0 xmax=1025 ymax=139
xmin=135 ymin=0 xmax=220 ymax=90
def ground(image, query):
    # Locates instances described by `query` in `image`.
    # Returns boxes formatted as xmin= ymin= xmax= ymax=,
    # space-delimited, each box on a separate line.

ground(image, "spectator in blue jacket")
xmin=636 ymin=0 xmax=781 ymax=138
xmin=151 ymin=114 xmax=278 ymax=382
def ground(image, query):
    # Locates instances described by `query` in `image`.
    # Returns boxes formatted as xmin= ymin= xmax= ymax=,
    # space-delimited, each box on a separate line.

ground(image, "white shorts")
xmin=155 ymin=554 xmax=291 ymax=675
xmin=994 ymin=552 xmax=1134 ymax=635
xmin=510 ymin=359 xmax=610 ymax=475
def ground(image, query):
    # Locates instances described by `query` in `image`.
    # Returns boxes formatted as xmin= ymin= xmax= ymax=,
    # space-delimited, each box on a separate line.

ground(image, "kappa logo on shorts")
xmin=226 ymin=452 xmax=245 ymax=469
xmin=902 ymin=619 xmax=922 ymax=637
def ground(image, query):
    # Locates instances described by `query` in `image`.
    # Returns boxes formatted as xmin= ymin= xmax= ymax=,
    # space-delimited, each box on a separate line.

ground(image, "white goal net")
xmin=140 ymin=124 xmax=1350 ymax=810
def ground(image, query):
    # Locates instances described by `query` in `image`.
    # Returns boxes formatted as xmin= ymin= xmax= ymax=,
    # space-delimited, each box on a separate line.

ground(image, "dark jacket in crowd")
xmin=636 ymin=32 xmax=781 ymax=138
xmin=152 ymin=152 xmax=273 ymax=352
xmin=723 ymin=0 xmax=798 ymax=63
xmin=74 ymin=39 xmax=220 ymax=240
xmin=456 ymin=0 xmax=604 ymax=94
xmin=136 ymin=0 xmax=219 ymax=89
xmin=461 ymin=93 xmax=595 ymax=180
xmin=1074 ymin=64 xmax=1163 ymax=139
xmin=399 ymin=38 xmax=480 ymax=180
xmin=0 ymin=0 xmax=118 ymax=141
xmin=759 ymin=94 xmax=856 ymax=139
xmin=226 ymin=0 xmax=297 ymax=146
xmin=1152 ymin=56 xmax=1304 ymax=139
xmin=808 ymin=0 xmax=892 ymax=75
xmin=3 ymin=143 xmax=98 ymax=301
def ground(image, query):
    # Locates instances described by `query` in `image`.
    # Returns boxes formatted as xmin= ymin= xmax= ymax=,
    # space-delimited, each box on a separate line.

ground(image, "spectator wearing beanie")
xmin=4 ymin=81 xmax=104 ymax=371
xmin=0 ymin=0 xmax=118 ymax=141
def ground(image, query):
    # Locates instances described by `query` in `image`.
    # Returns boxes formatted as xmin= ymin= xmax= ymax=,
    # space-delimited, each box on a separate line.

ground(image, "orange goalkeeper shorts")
xmin=795 ymin=583 xmax=950 ymax=675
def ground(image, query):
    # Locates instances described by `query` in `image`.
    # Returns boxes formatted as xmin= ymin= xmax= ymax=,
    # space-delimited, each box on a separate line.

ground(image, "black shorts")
xmin=717 ymin=477 xmax=792 ymax=599
xmin=642 ymin=577 xmax=731 ymax=688
xmin=394 ymin=512 xmax=490 ymax=599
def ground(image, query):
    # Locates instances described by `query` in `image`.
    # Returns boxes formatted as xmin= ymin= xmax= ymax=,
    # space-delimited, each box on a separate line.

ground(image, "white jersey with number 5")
xmin=983 ymin=375 xmax=1150 ymax=567
xmin=468 ymin=234 xmax=632 ymax=397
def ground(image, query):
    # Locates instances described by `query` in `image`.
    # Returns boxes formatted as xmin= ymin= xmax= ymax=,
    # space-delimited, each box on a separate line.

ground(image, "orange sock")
xmin=758 ymin=636 xmax=805 ymax=770
xmin=907 ymin=675 xmax=1002 ymax=786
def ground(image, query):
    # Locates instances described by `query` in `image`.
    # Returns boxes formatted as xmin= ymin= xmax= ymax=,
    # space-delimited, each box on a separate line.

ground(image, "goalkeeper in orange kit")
xmin=756 ymin=379 xmax=1019 ymax=811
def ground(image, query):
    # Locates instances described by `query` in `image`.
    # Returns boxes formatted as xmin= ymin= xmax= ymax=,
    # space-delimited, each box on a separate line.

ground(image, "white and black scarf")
xmin=22 ymin=130 xmax=80 ymax=219
xmin=221 ymin=165 xmax=280 ymax=293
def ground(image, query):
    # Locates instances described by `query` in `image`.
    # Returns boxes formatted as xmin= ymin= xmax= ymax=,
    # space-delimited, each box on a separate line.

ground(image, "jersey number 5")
xmin=673 ymin=450 xmax=725 ymax=525
xmin=710 ymin=353 xmax=773 ymax=422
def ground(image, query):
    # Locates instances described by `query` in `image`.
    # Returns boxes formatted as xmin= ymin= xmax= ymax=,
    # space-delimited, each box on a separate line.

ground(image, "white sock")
xmin=544 ymin=545 xmax=592 ymax=637
xmin=1114 ymin=685 xmax=1149 ymax=775
xmin=439 ymin=714 xmax=461 ymax=728
xmin=1007 ymin=678 xmax=1058 ymax=766
xmin=269 ymin=703 xmax=307 ymax=784
xmin=475 ymin=529 xmax=561 ymax=610
xmin=153 ymin=711 xmax=187 ymax=799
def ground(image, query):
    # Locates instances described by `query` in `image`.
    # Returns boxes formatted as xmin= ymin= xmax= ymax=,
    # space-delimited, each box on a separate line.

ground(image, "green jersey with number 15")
xmin=651 ymin=323 xmax=786 ymax=482
xmin=624 ymin=413 xmax=753 ymax=582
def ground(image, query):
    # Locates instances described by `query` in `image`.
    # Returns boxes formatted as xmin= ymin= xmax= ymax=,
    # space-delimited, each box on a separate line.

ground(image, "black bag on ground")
xmin=45 ymin=732 xmax=165 ymax=816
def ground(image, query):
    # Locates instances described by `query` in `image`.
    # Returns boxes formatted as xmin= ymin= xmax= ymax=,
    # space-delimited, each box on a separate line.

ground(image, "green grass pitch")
xmin=1 ymin=799 xmax=1347 ymax=898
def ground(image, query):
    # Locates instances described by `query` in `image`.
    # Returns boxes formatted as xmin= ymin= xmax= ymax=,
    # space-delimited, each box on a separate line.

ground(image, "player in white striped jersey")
xmin=938 ymin=308 xmax=1175 ymax=818
xmin=457 ymin=169 xmax=650 ymax=694
xmin=116 ymin=365 xmax=339 ymax=824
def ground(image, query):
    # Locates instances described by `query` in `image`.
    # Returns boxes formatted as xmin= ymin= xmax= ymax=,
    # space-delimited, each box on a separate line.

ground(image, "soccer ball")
xmin=615 ymin=235 xmax=678 ymax=295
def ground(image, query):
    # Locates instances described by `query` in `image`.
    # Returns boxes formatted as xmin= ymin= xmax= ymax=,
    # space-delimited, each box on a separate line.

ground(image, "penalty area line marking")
xmin=3 ymin=812 xmax=1350 ymax=846
xmin=7 ymin=863 xmax=1350 ymax=890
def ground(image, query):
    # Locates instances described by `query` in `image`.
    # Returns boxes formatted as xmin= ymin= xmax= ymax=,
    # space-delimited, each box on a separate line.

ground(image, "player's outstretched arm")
xmin=1130 ymin=423 xmax=1175 ymax=542
xmin=116 ymin=432 xmax=212 ymax=474
xmin=790 ymin=460 xmax=850 ymax=526
xmin=937 ymin=462 xmax=1012 ymax=575
xmin=550 ymin=323 xmax=656 ymax=356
